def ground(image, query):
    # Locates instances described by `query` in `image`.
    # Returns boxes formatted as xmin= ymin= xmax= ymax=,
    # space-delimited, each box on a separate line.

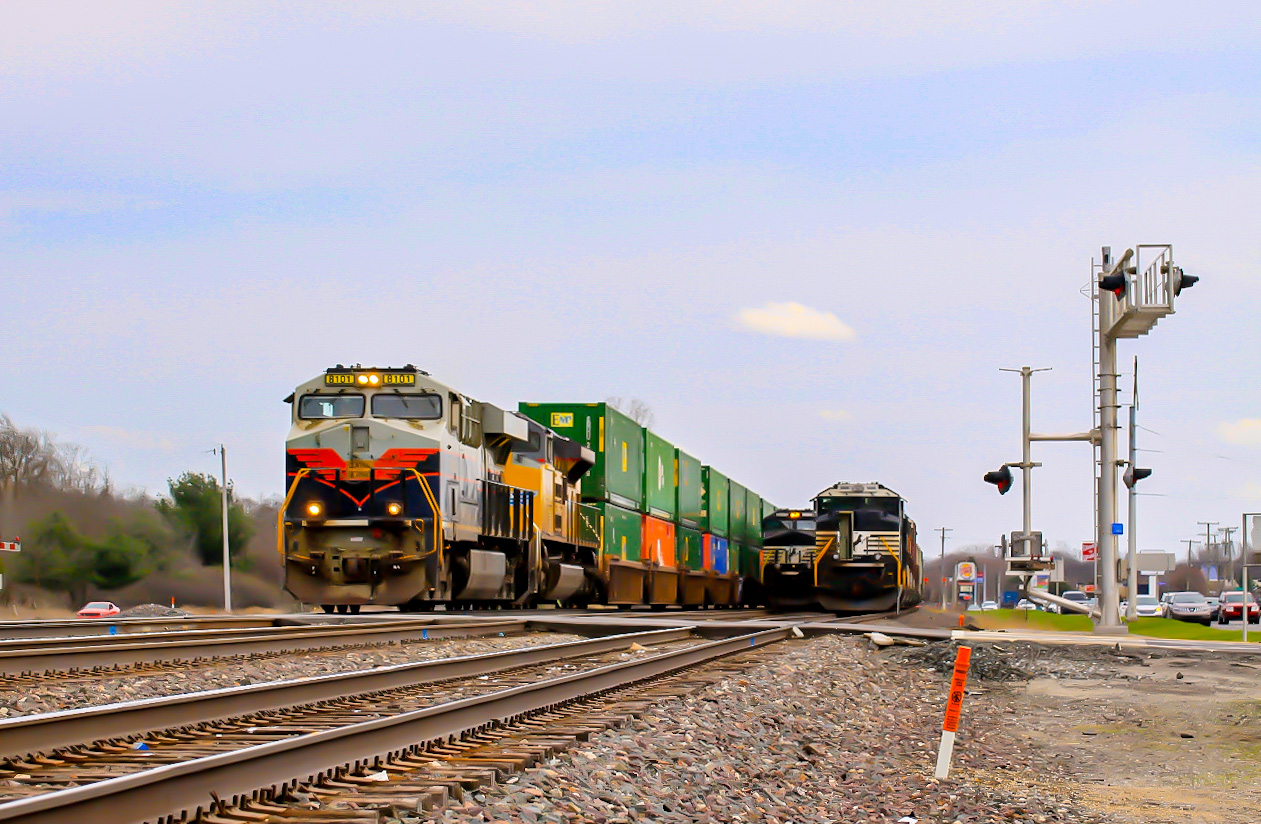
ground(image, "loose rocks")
xmin=0 ymin=632 xmax=586 ymax=717
xmin=432 ymin=635 xmax=1102 ymax=823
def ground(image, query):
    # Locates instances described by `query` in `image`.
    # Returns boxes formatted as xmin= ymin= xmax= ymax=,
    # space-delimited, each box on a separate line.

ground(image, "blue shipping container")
xmin=704 ymin=534 xmax=730 ymax=575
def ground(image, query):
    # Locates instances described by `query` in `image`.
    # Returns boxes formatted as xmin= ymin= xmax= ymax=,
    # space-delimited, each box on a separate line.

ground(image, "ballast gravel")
xmin=423 ymin=635 xmax=1102 ymax=824
xmin=0 ymin=632 xmax=586 ymax=717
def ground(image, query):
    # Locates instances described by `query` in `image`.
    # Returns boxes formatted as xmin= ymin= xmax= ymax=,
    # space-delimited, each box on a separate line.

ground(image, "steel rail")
xmin=0 ymin=616 xmax=279 ymax=641
xmin=0 ymin=619 xmax=526 ymax=676
xmin=0 ymin=627 xmax=693 ymax=760
xmin=0 ymin=628 xmax=789 ymax=824
xmin=0 ymin=617 xmax=456 ymax=653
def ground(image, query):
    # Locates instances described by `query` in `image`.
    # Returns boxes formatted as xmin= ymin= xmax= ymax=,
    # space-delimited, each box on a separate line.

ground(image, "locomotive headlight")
xmin=356 ymin=374 xmax=369 ymax=385
xmin=367 ymin=373 xmax=380 ymax=385
xmin=386 ymin=502 xmax=403 ymax=516
xmin=306 ymin=502 xmax=323 ymax=517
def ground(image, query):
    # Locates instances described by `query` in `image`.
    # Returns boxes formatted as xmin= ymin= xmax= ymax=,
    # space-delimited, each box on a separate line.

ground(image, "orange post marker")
xmin=934 ymin=645 xmax=972 ymax=778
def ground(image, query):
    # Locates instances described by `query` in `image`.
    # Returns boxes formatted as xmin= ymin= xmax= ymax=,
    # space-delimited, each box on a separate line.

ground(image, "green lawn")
xmin=1126 ymin=616 xmax=1261 ymax=642
xmin=973 ymin=609 xmax=1094 ymax=632
xmin=972 ymin=609 xmax=1261 ymax=642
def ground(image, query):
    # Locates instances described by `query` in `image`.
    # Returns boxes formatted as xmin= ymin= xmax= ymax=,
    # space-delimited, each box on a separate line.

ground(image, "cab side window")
xmin=449 ymin=394 xmax=462 ymax=436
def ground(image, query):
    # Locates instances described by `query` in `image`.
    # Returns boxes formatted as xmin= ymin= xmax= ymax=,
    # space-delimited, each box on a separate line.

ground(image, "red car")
xmin=77 ymin=601 xmax=121 ymax=618
xmin=1217 ymin=592 xmax=1259 ymax=624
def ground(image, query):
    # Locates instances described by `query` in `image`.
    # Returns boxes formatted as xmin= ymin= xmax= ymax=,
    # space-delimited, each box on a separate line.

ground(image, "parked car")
xmin=1050 ymin=590 xmax=1090 ymax=614
xmin=1163 ymin=592 xmax=1213 ymax=625
xmin=1217 ymin=591 xmax=1260 ymax=624
xmin=1119 ymin=595 xmax=1163 ymax=620
xmin=981 ymin=600 xmax=1000 ymax=611
xmin=1014 ymin=599 xmax=1039 ymax=611
xmin=77 ymin=601 xmax=121 ymax=618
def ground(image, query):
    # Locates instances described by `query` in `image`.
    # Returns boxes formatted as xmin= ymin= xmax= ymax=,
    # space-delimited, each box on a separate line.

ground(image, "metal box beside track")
xmin=675 ymin=448 xmax=703 ymax=529
xmin=702 ymin=467 xmax=729 ymax=537
xmin=519 ymin=403 xmax=644 ymax=510
xmin=642 ymin=430 xmax=677 ymax=520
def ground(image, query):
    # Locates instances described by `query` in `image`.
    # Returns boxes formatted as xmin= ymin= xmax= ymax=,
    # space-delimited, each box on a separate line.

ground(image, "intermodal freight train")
xmin=760 ymin=482 xmax=923 ymax=612
xmin=280 ymin=365 xmax=774 ymax=613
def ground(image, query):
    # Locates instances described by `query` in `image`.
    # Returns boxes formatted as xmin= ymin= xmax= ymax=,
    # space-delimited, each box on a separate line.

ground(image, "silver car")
xmin=1164 ymin=592 xmax=1212 ymax=626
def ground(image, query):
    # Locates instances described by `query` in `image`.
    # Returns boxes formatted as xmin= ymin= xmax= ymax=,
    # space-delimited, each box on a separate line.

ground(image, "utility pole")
xmin=1199 ymin=522 xmax=1219 ymax=576
xmin=936 ymin=527 xmax=953 ymax=609
xmin=218 ymin=445 xmax=232 ymax=613
xmin=1222 ymin=526 xmax=1237 ymax=583
xmin=1126 ymin=358 xmax=1139 ymax=619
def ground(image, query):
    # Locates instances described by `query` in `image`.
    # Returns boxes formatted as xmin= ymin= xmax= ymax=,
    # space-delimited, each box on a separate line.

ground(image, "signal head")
xmin=1172 ymin=266 xmax=1199 ymax=296
xmin=983 ymin=465 xmax=1014 ymax=495
xmin=1123 ymin=466 xmax=1153 ymax=489
xmin=1098 ymin=273 xmax=1128 ymax=300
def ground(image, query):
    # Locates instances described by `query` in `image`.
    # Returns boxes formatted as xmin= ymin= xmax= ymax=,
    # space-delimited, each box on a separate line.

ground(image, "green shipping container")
xmin=587 ymin=501 xmax=643 ymax=562
xmin=642 ymin=430 xmax=677 ymax=520
xmin=676 ymin=525 xmax=703 ymax=571
xmin=675 ymin=448 xmax=702 ymax=528
xmin=730 ymin=541 xmax=751 ymax=576
xmin=729 ymin=480 xmax=747 ymax=544
xmin=745 ymin=488 xmax=763 ymax=548
xmin=519 ymin=403 xmax=644 ymax=510
xmin=701 ymin=467 xmax=729 ymax=537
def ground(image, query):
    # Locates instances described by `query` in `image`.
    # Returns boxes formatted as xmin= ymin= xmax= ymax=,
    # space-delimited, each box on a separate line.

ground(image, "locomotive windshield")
xmin=371 ymin=393 xmax=443 ymax=419
xmin=299 ymin=394 xmax=365 ymax=419
xmin=817 ymin=495 xmax=902 ymax=532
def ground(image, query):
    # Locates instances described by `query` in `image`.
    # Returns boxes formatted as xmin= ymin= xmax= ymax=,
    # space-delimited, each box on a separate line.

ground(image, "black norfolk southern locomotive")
xmin=760 ymin=482 xmax=922 ymax=612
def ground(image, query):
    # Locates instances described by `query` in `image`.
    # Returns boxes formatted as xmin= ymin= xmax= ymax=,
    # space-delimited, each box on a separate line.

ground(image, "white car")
xmin=981 ymin=600 xmax=1000 ymax=611
xmin=1119 ymin=594 xmax=1163 ymax=619
xmin=1014 ymin=599 xmax=1038 ymax=611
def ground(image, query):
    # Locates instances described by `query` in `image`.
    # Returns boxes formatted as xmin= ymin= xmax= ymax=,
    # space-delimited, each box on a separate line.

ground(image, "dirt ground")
xmin=983 ymin=650 xmax=1261 ymax=823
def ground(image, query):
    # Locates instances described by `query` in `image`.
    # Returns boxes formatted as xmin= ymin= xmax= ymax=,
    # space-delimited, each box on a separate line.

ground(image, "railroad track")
xmin=0 ymin=619 xmax=525 ymax=679
xmin=0 ymin=626 xmax=790 ymax=824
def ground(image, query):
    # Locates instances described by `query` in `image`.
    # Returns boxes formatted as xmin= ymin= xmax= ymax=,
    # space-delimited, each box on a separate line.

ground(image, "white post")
xmin=220 ymin=445 xmax=232 ymax=613
xmin=1126 ymin=360 xmax=1139 ymax=620
xmin=1097 ymin=324 xmax=1121 ymax=628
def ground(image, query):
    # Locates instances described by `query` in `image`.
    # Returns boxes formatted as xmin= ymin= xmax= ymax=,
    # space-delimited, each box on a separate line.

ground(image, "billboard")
xmin=956 ymin=562 xmax=977 ymax=582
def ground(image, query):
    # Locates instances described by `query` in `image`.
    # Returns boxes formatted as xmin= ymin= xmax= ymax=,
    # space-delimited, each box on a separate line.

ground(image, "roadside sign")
xmin=1081 ymin=541 xmax=1097 ymax=561
xmin=0 ymin=540 xmax=19 ymax=552
xmin=956 ymin=562 xmax=976 ymax=582
xmin=1111 ymin=522 xmax=1124 ymax=536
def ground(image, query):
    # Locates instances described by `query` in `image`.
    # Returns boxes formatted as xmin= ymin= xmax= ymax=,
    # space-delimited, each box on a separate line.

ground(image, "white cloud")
xmin=735 ymin=302 xmax=855 ymax=342
xmin=819 ymin=409 xmax=852 ymax=422
xmin=1218 ymin=419 xmax=1261 ymax=446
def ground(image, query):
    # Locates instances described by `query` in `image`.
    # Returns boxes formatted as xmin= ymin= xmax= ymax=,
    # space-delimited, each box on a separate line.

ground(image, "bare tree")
xmin=0 ymin=414 xmax=106 ymax=494
xmin=605 ymin=397 xmax=656 ymax=428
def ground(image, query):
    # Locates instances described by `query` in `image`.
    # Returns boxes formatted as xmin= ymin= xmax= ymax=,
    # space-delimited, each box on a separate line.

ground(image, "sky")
xmin=3 ymin=1 xmax=1260 ymax=562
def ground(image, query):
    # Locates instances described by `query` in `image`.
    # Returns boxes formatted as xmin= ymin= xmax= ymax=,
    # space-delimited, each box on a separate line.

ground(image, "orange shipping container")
xmin=641 ymin=515 xmax=676 ymax=567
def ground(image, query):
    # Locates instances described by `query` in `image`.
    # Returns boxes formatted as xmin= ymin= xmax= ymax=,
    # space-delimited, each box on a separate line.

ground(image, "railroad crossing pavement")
xmin=952 ymin=627 xmax=1261 ymax=654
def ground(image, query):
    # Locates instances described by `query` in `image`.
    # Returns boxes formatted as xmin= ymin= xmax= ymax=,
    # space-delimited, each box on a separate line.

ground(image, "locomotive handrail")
xmin=813 ymin=536 xmax=833 ymax=586
xmin=405 ymin=469 xmax=443 ymax=565
xmin=874 ymin=535 xmax=903 ymax=585
xmin=276 ymin=468 xmax=312 ymax=555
